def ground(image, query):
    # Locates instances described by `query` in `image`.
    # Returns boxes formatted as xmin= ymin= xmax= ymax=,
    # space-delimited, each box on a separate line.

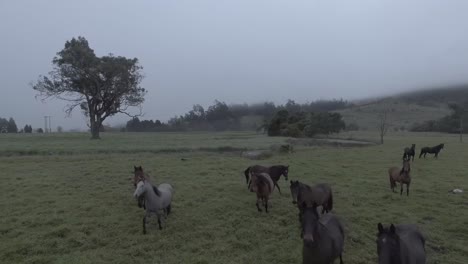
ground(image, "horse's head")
xmin=282 ymin=165 xmax=289 ymax=180
xmin=300 ymin=202 xmax=320 ymax=245
xmin=400 ymin=160 xmax=410 ymax=176
xmin=133 ymin=165 xmax=145 ymax=187
xmin=439 ymin=143 xmax=445 ymax=149
xmin=290 ymin=180 xmax=300 ymax=204
xmin=133 ymin=180 xmax=146 ymax=198
xmin=411 ymin=144 xmax=415 ymax=149
xmin=377 ymin=223 xmax=401 ymax=264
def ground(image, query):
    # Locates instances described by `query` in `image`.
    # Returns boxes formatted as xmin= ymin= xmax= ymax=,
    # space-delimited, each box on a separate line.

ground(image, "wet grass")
xmin=0 ymin=132 xmax=467 ymax=263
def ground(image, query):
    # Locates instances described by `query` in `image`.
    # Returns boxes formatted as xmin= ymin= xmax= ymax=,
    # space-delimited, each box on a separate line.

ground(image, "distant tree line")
xmin=0 ymin=117 xmax=19 ymax=133
xmin=411 ymin=102 xmax=468 ymax=133
xmin=266 ymin=110 xmax=346 ymax=138
xmin=124 ymin=99 xmax=351 ymax=132
xmin=0 ymin=117 xmax=41 ymax=134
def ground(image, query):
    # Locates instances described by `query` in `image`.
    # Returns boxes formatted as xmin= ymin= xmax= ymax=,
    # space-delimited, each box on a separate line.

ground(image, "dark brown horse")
xmin=290 ymin=180 xmax=333 ymax=214
xmin=388 ymin=160 xmax=411 ymax=196
xmin=377 ymin=223 xmax=426 ymax=264
xmin=249 ymin=172 xmax=274 ymax=213
xmin=244 ymin=164 xmax=289 ymax=194
xmin=300 ymin=202 xmax=344 ymax=264
xmin=402 ymin=144 xmax=416 ymax=161
xmin=419 ymin=143 xmax=444 ymax=159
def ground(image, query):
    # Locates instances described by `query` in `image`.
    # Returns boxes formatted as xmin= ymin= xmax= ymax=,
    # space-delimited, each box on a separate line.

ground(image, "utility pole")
xmin=44 ymin=116 xmax=48 ymax=133
xmin=48 ymin=116 xmax=52 ymax=133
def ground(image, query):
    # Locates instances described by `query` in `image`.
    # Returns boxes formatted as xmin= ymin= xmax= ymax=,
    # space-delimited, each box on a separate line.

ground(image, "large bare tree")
xmin=33 ymin=37 xmax=146 ymax=139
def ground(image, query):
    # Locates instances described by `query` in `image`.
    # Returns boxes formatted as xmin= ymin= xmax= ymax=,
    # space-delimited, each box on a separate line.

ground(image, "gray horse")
xmin=133 ymin=180 xmax=174 ymax=234
xmin=377 ymin=223 xmax=426 ymax=264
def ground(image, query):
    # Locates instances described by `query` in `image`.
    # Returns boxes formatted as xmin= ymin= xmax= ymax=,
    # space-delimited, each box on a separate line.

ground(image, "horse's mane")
xmin=298 ymin=181 xmax=312 ymax=191
xmin=151 ymin=184 xmax=162 ymax=197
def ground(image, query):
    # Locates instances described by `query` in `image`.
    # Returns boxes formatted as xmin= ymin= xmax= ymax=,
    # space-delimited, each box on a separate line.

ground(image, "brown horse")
xmin=290 ymin=180 xmax=333 ymax=214
xmin=249 ymin=172 xmax=274 ymax=213
xmin=388 ymin=159 xmax=411 ymax=196
xmin=244 ymin=164 xmax=289 ymax=194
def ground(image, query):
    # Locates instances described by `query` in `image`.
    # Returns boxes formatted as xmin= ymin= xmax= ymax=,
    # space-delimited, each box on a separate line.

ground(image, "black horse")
xmin=402 ymin=144 xmax=416 ymax=161
xmin=377 ymin=223 xmax=426 ymax=264
xmin=419 ymin=143 xmax=444 ymax=159
xmin=244 ymin=165 xmax=289 ymax=194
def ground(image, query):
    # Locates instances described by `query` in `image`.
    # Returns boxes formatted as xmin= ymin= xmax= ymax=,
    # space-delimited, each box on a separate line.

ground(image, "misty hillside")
xmin=337 ymin=85 xmax=468 ymax=131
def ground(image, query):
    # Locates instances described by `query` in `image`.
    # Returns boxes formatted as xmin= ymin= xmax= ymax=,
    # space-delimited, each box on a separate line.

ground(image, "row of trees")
xmin=266 ymin=110 xmax=346 ymax=138
xmin=125 ymin=99 xmax=350 ymax=132
xmin=0 ymin=117 xmax=38 ymax=133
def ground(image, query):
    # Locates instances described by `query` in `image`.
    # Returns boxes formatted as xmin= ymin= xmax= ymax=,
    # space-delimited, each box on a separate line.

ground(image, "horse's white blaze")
xmin=133 ymin=181 xmax=145 ymax=198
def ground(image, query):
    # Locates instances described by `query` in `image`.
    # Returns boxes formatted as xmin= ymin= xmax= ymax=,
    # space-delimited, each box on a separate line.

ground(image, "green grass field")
xmin=1 ymin=132 xmax=467 ymax=263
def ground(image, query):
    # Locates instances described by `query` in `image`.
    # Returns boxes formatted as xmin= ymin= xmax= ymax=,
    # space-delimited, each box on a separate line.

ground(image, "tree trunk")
xmin=380 ymin=134 xmax=384 ymax=144
xmin=90 ymin=115 xmax=101 ymax=139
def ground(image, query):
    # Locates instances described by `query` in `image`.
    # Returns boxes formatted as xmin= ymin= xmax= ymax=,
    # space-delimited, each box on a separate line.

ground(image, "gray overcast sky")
xmin=1 ymin=0 xmax=468 ymax=130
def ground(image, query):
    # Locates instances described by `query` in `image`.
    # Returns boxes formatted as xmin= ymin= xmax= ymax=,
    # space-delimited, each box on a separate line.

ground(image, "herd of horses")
xmin=130 ymin=143 xmax=445 ymax=263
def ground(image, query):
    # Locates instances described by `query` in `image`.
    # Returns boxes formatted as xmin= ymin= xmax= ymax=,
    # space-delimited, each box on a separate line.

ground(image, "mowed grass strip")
xmin=0 ymin=132 xmax=467 ymax=263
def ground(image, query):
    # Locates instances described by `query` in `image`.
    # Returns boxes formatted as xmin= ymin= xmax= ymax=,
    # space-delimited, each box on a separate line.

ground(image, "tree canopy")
xmin=32 ymin=36 xmax=146 ymax=139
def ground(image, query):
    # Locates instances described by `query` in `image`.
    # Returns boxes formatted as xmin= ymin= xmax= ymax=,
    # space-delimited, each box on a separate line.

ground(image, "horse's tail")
xmin=244 ymin=167 xmax=250 ymax=184
xmin=328 ymin=192 xmax=333 ymax=212
xmin=389 ymin=171 xmax=395 ymax=188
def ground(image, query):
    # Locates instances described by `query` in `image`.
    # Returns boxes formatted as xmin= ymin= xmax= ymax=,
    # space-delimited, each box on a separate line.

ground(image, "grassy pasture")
xmin=0 ymin=132 xmax=467 ymax=264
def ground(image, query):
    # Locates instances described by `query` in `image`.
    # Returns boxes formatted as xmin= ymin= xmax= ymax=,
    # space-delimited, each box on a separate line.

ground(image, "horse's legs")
xmin=340 ymin=254 xmax=343 ymax=264
xmin=275 ymin=183 xmax=281 ymax=194
xmin=400 ymin=182 xmax=404 ymax=196
xmin=265 ymin=197 xmax=269 ymax=213
xmin=166 ymin=204 xmax=171 ymax=216
xmin=407 ymin=183 xmax=410 ymax=196
xmin=157 ymin=213 xmax=163 ymax=230
xmin=142 ymin=214 xmax=147 ymax=234
xmin=256 ymin=196 xmax=262 ymax=212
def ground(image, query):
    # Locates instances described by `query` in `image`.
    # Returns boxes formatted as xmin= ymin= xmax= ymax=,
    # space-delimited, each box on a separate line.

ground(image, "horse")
xmin=290 ymin=180 xmax=333 ymax=214
xmin=133 ymin=180 xmax=174 ymax=234
xmin=249 ymin=172 xmax=274 ymax=213
xmin=402 ymin=144 xmax=416 ymax=161
xmin=377 ymin=223 xmax=426 ymax=264
xmin=419 ymin=143 xmax=444 ymax=159
xmin=300 ymin=202 xmax=344 ymax=264
xmin=244 ymin=164 xmax=289 ymax=194
xmin=388 ymin=159 xmax=411 ymax=196
xmin=133 ymin=166 xmax=159 ymax=209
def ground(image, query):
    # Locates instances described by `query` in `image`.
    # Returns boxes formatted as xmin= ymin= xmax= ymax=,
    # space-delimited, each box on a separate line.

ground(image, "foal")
xmin=388 ymin=159 xmax=411 ymax=196
xmin=249 ymin=172 xmax=274 ymax=213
